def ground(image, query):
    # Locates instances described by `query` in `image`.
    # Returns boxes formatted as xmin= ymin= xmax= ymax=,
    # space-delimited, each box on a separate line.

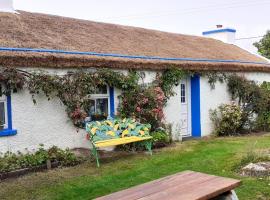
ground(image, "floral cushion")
xmin=86 ymin=118 xmax=151 ymax=143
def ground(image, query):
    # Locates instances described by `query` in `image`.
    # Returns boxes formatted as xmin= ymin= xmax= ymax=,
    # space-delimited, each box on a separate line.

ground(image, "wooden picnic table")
xmin=95 ymin=171 xmax=241 ymax=200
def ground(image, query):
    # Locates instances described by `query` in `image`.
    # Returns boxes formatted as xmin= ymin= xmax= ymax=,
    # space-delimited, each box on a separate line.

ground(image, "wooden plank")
xmin=127 ymin=173 xmax=216 ymax=200
xmin=96 ymin=171 xmax=201 ymax=200
xmin=95 ymin=171 xmax=241 ymax=200
xmin=138 ymin=176 xmax=240 ymax=200
xmin=95 ymin=171 xmax=195 ymax=200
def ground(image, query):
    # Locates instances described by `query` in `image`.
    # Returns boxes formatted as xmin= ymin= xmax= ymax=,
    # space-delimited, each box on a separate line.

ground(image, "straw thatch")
xmin=0 ymin=10 xmax=269 ymax=72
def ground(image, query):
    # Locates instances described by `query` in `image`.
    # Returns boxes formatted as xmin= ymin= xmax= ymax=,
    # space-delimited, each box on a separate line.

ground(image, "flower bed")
xmin=0 ymin=145 xmax=81 ymax=180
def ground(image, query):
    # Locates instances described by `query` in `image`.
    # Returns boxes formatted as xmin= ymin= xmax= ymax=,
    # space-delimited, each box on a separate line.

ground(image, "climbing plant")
xmin=0 ymin=68 xmax=140 ymax=127
xmin=218 ymin=74 xmax=270 ymax=132
xmin=0 ymin=66 xmax=228 ymax=129
xmin=158 ymin=68 xmax=188 ymax=100
xmin=0 ymin=68 xmax=26 ymax=96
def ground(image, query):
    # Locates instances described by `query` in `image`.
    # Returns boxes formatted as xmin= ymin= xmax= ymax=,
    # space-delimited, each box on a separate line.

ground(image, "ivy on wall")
xmin=226 ymin=74 xmax=270 ymax=131
xmin=0 ymin=67 xmax=226 ymax=129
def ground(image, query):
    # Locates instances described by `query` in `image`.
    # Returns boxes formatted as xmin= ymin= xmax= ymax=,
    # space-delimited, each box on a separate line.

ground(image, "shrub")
xmin=210 ymin=103 xmax=243 ymax=136
xmin=255 ymin=81 xmax=270 ymax=131
xmin=0 ymin=145 xmax=80 ymax=173
xmin=227 ymin=75 xmax=270 ymax=132
xmin=151 ymin=130 xmax=170 ymax=148
xmin=118 ymin=86 xmax=165 ymax=129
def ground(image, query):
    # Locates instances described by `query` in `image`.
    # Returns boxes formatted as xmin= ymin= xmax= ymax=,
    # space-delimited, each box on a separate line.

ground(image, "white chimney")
xmin=0 ymin=0 xmax=17 ymax=13
xmin=202 ymin=25 xmax=236 ymax=44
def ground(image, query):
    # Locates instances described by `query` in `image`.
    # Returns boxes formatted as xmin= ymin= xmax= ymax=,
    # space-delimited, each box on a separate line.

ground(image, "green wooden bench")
xmin=86 ymin=118 xmax=153 ymax=167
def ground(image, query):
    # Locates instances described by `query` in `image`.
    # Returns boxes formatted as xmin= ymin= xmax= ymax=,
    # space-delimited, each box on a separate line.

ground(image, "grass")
xmin=0 ymin=134 xmax=270 ymax=200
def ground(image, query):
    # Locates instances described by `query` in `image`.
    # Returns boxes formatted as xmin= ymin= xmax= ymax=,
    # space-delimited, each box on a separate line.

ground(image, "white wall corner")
xmin=202 ymin=26 xmax=236 ymax=44
xmin=0 ymin=0 xmax=19 ymax=14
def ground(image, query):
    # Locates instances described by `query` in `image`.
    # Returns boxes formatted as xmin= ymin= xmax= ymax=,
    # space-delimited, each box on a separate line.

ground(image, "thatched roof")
xmin=0 ymin=10 xmax=269 ymax=72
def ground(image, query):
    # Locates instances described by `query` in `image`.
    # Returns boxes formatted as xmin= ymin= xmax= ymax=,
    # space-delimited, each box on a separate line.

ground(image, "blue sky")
xmin=13 ymin=0 xmax=270 ymax=54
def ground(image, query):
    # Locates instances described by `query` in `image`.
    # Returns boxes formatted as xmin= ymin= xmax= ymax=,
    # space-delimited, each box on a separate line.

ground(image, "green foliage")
xmin=118 ymin=86 xmax=165 ymax=129
xmin=0 ymin=145 xmax=79 ymax=173
xmin=205 ymin=72 xmax=227 ymax=89
xmin=255 ymin=81 xmax=270 ymax=131
xmin=0 ymin=68 xmax=26 ymax=96
xmin=159 ymin=68 xmax=187 ymax=99
xmin=254 ymin=30 xmax=270 ymax=59
xmin=0 ymin=67 xmax=225 ymax=130
xmin=2 ymin=135 xmax=270 ymax=200
xmin=150 ymin=130 xmax=170 ymax=147
xmin=227 ymin=75 xmax=265 ymax=112
xmin=26 ymin=69 xmax=139 ymax=127
xmin=210 ymin=103 xmax=243 ymax=136
xmin=227 ymin=75 xmax=270 ymax=131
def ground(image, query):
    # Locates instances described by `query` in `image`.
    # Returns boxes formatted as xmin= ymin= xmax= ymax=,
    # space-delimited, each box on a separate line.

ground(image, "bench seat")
xmin=94 ymin=136 xmax=153 ymax=148
xmin=86 ymin=118 xmax=153 ymax=167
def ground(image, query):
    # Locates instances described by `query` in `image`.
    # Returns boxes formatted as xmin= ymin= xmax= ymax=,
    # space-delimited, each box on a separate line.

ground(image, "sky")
xmin=13 ymin=0 xmax=270 ymax=55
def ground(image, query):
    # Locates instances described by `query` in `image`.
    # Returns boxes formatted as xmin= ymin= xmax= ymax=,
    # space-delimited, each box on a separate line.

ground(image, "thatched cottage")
xmin=0 ymin=1 xmax=269 ymax=153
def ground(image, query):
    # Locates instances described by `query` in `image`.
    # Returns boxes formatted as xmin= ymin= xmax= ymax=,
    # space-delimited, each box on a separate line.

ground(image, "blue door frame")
xmin=191 ymin=75 xmax=201 ymax=137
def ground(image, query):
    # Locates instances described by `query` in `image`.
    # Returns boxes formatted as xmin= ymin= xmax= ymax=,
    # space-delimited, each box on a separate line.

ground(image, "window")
xmin=0 ymin=86 xmax=7 ymax=130
xmin=86 ymin=85 xmax=110 ymax=121
xmin=0 ymin=85 xmax=17 ymax=136
xmin=181 ymin=83 xmax=186 ymax=103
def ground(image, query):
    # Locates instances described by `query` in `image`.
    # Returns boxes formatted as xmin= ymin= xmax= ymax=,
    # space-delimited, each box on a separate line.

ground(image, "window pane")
xmin=0 ymin=102 xmax=5 ymax=127
xmin=95 ymin=85 xmax=107 ymax=94
xmin=87 ymin=99 xmax=96 ymax=116
xmin=96 ymin=98 xmax=108 ymax=116
xmin=181 ymin=83 xmax=186 ymax=103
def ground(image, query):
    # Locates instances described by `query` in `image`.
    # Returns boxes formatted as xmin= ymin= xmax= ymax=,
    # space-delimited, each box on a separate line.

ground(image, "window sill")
xmin=0 ymin=129 xmax=17 ymax=137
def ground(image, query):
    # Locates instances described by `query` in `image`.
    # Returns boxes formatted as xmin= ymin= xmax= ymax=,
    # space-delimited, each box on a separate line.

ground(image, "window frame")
xmin=0 ymin=95 xmax=8 ymax=129
xmin=0 ymin=85 xmax=8 ymax=129
xmin=0 ymin=84 xmax=17 ymax=137
xmin=86 ymin=85 xmax=111 ymax=119
xmin=180 ymin=83 xmax=186 ymax=104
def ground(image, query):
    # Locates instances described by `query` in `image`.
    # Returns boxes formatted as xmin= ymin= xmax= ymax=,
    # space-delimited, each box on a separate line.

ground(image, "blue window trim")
xmin=109 ymin=87 xmax=115 ymax=118
xmin=191 ymin=75 xmax=201 ymax=137
xmin=202 ymin=28 xmax=236 ymax=35
xmin=0 ymin=95 xmax=17 ymax=137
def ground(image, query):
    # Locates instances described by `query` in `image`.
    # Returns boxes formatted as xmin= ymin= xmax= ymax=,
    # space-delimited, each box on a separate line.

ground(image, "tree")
xmin=254 ymin=31 xmax=270 ymax=59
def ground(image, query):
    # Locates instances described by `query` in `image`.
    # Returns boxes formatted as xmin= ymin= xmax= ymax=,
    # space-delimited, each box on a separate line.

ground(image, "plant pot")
xmin=91 ymin=114 xmax=107 ymax=121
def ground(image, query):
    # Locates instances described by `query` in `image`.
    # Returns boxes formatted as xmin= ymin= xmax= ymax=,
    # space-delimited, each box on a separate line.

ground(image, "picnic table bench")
xmin=95 ymin=171 xmax=241 ymax=200
xmin=86 ymin=118 xmax=153 ymax=167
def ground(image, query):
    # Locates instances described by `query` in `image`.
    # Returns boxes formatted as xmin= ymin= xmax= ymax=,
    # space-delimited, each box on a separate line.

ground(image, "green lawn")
xmin=0 ymin=134 xmax=270 ymax=200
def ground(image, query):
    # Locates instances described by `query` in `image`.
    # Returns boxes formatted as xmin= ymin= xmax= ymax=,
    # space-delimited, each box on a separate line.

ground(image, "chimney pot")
xmin=216 ymin=25 xmax=223 ymax=28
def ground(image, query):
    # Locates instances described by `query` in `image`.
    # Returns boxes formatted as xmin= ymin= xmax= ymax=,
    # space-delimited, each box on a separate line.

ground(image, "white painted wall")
xmin=200 ymin=72 xmax=270 ymax=136
xmin=0 ymin=90 xmax=89 ymax=153
xmin=204 ymin=31 xmax=236 ymax=44
xmin=200 ymin=77 xmax=231 ymax=136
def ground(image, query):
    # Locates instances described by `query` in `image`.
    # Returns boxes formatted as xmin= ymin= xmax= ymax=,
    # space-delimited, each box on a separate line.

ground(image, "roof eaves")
xmin=0 ymin=46 xmax=269 ymax=67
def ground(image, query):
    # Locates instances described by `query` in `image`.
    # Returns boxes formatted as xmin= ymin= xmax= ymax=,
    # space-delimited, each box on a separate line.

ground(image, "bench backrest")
xmin=86 ymin=118 xmax=151 ymax=143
